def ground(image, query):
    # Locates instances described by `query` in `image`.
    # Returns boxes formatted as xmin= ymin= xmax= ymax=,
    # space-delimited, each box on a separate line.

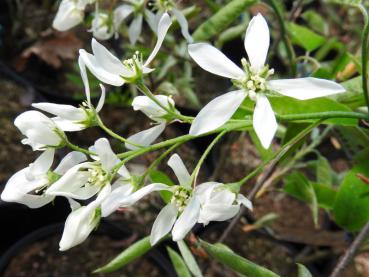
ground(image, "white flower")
xmin=79 ymin=13 xmax=172 ymax=86
xmin=188 ymin=14 xmax=345 ymax=148
xmin=1 ymin=149 xmax=86 ymax=208
xmin=59 ymin=184 xmax=110 ymax=251
xmin=52 ymin=0 xmax=85 ymax=31
xmin=114 ymin=1 xmax=144 ymax=44
xmin=14 ymin=111 xmax=65 ymax=151
xmin=32 ymin=79 xmax=106 ymax=132
xmin=146 ymin=0 xmax=193 ymax=43
xmin=125 ymin=95 xmax=175 ymax=150
xmin=196 ymin=182 xmax=252 ymax=225
xmin=91 ymin=12 xmax=114 ymax=40
xmin=45 ymin=138 xmax=129 ymax=200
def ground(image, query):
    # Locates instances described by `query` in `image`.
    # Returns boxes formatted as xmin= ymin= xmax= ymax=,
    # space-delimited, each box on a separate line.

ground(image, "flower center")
xmin=87 ymin=166 xmax=109 ymax=188
xmin=233 ymin=58 xmax=274 ymax=100
xmin=171 ymin=186 xmax=191 ymax=212
xmin=123 ymin=51 xmax=143 ymax=73
xmin=155 ymin=0 xmax=174 ymax=10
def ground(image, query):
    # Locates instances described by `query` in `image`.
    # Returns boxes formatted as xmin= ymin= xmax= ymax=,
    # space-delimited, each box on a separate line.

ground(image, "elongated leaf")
xmin=177 ymin=240 xmax=203 ymax=277
xmin=167 ymin=247 xmax=192 ymax=277
xmin=94 ymin=236 xmax=152 ymax=273
xmin=297 ymin=263 xmax=313 ymax=277
xmin=200 ymin=240 xmax=280 ymax=277
xmin=287 ymin=22 xmax=326 ymax=51
xmin=284 ymin=172 xmax=319 ymax=226
xmin=325 ymin=0 xmax=362 ymax=7
xmin=193 ymin=0 xmax=257 ymax=41
xmin=316 ymin=155 xmax=333 ymax=186
xmin=150 ymin=170 xmax=175 ymax=203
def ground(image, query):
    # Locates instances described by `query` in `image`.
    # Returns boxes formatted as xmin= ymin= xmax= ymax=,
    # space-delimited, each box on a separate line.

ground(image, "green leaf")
xmin=149 ymin=170 xmax=175 ymax=203
xmin=249 ymin=129 xmax=274 ymax=160
xmin=301 ymin=10 xmax=328 ymax=35
xmin=177 ymin=241 xmax=203 ymax=277
xmin=200 ymin=240 xmax=280 ymax=277
xmin=94 ymin=236 xmax=152 ymax=273
xmin=297 ymin=263 xmax=313 ymax=277
xmin=324 ymin=0 xmax=362 ymax=7
xmin=334 ymin=76 xmax=366 ymax=109
xmin=333 ymin=158 xmax=369 ymax=231
xmin=287 ymin=22 xmax=326 ymax=51
xmin=284 ymin=172 xmax=319 ymax=226
xmin=192 ymin=0 xmax=257 ymax=41
xmin=167 ymin=247 xmax=192 ymax=277
xmin=334 ymin=125 xmax=369 ymax=157
xmin=316 ymin=155 xmax=333 ymax=186
xmin=312 ymin=182 xmax=337 ymax=210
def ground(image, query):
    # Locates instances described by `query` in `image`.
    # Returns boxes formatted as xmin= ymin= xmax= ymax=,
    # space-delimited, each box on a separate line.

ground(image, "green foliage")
xmin=316 ymin=155 xmax=333 ymax=185
xmin=287 ymin=22 xmax=326 ymax=51
xmin=149 ymin=170 xmax=175 ymax=203
xmin=94 ymin=236 xmax=152 ymax=273
xmin=297 ymin=263 xmax=313 ymax=277
xmin=177 ymin=240 xmax=203 ymax=277
xmin=333 ymin=148 xmax=369 ymax=231
xmin=167 ymin=247 xmax=192 ymax=277
xmin=301 ymin=10 xmax=329 ymax=35
xmin=199 ymin=240 xmax=280 ymax=277
xmin=192 ymin=0 xmax=257 ymax=41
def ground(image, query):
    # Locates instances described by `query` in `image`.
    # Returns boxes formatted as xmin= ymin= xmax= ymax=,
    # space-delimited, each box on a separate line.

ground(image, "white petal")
xmin=101 ymin=183 xmax=134 ymax=217
xmin=95 ymin=84 xmax=106 ymax=112
xmin=198 ymin=204 xmax=239 ymax=225
xmin=194 ymin=182 xmax=221 ymax=204
xmin=51 ymin=117 xmax=85 ymax=131
xmin=132 ymin=95 xmax=174 ymax=121
xmin=145 ymin=10 xmax=163 ymax=33
xmin=118 ymin=165 xmax=131 ymax=180
xmin=188 ymin=43 xmax=243 ymax=79
xmin=167 ymin=154 xmax=191 ymax=187
xmin=28 ymin=149 xmax=55 ymax=176
xmin=253 ymin=95 xmax=277 ymax=149
xmin=172 ymin=196 xmax=200 ymax=241
xmin=128 ymin=14 xmax=143 ymax=45
xmin=150 ymin=203 xmax=178 ymax=245
xmin=118 ymin=183 xmax=171 ymax=207
xmin=78 ymin=55 xmax=92 ymax=107
xmin=54 ymin=151 xmax=87 ymax=175
xmin=79 ymin=49 xmax=124 ymax=86
xmin=244 ymin=13 xmax=270 ymax=71
xmin=125 ymin=123 xmax=165 ymax=150
xmin=32 ymin=103 xmax=85 ymax=121
xmin=144 ymin=13 xmax=172 ymax=67
xmin=237 ymin=194 xmax=253 ymax=210
xmin=268 ymin=77 xmax=346 ymax=100
xmin=171 ymin=8 xmax=193 ymax=43
xmin=189 ymin=90 xmax=247 ymax=136
xmin=94 ymin=138 xmax=120 ymax=172
xmin=1 ymin=169 xmax=53 ymax=208
xmin=113 ymin=4 xmax=134 ymax=30
xmin=52 ymin=0 xmax=83 ymax=31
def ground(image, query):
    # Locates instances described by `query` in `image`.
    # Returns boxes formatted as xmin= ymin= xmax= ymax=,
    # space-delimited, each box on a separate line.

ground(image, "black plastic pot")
xmin=0 ymin=220 xmax=176 ymax=276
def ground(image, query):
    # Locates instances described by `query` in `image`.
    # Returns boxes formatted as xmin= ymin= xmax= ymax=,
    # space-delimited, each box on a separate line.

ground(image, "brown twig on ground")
xmin=329 ymin=221 xmax=369 ymax=277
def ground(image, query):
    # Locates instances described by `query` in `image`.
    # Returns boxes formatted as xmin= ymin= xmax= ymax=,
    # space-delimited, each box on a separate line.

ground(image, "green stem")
xmin=276 ymin=111 xmax=369 ymax=121
xmin=236 ymin=120 xmax=321 ymax=187
xmin=96 ymin=114 xmax=144 ymax=149
xmin=65 ymin=140 xmax=95 ymax=156
xmin=190 ymin=130 xmax=227 ymax=186
xmin=358 ymin=4 xmax=369 ymax=112
xmin=267 ymin=0 xmax=296 ymax=76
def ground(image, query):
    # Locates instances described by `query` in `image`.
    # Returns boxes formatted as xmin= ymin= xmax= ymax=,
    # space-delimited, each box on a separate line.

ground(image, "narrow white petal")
xmin=94 ymin=138 xmax=120 ymax=172
xmin=172 ymin=196 xmax=200 ymax=241
xmin=194 ymin=182 xmax=221 ymax=203
xmin=101 ymin=184 xmax=134 ymax=217
xmin=132 ymin=95 xmax=174 ymax=121
xmin=150 ymin=203 xmax=178 ymax=245
xmin=244 ymin=13 xmax=270 ymax=71
xmin=79 ymin=49 xmax=124 ymax=86
xmin=128 ymin=14 xmax=143 ymax=45
xmin=32 ymin=103 xmax=85 ymax=121
xmin=54 ymin=151 xmax=87 ymax=175
xmin=113 ymin=4 xmax=134 ymax=30
xmin=188 ymin=43 xmax=243 ymax=79
xmin=145 ymin=10 xmax=161 ymax=33
xmin=78 ymin=55 xmax=92 ymax=107
xmin=52 ymin=0 xmax=83 ymax=31
xmin=119 ymin=183 xmax=171 ymax=207
xmin=171 ymin=8 xmax=193 ymax=43
xmin=189 ymin=90 xmax=247 ymax=136
xmin=28 ymin=149 xmax=55 ymax=176
xmin=253 ymin=95 xmax=277 ymax=149
xmin=198 ymin=204 xmax=239 ymax=225
xmin=144 ymin=13 xmax=172 ymax=66
xmin=125 ymin=123 xmax=165 ymax=150
xmin=237 ymin=194 xmax=253 ymax=210
xmin=51 ymin=117 xmax=85 ymax=131
xmin=268 ymin=77 xmax=346 ymax=100
xmin=167 ymin=154 xmax=191 ymax=187
xmin=95 ymin=84 xmax=106 ymax=112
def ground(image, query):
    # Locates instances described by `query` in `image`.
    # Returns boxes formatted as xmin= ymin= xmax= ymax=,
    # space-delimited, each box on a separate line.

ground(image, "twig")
xmin=329 ymin=221 xmax=369 ymax=277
